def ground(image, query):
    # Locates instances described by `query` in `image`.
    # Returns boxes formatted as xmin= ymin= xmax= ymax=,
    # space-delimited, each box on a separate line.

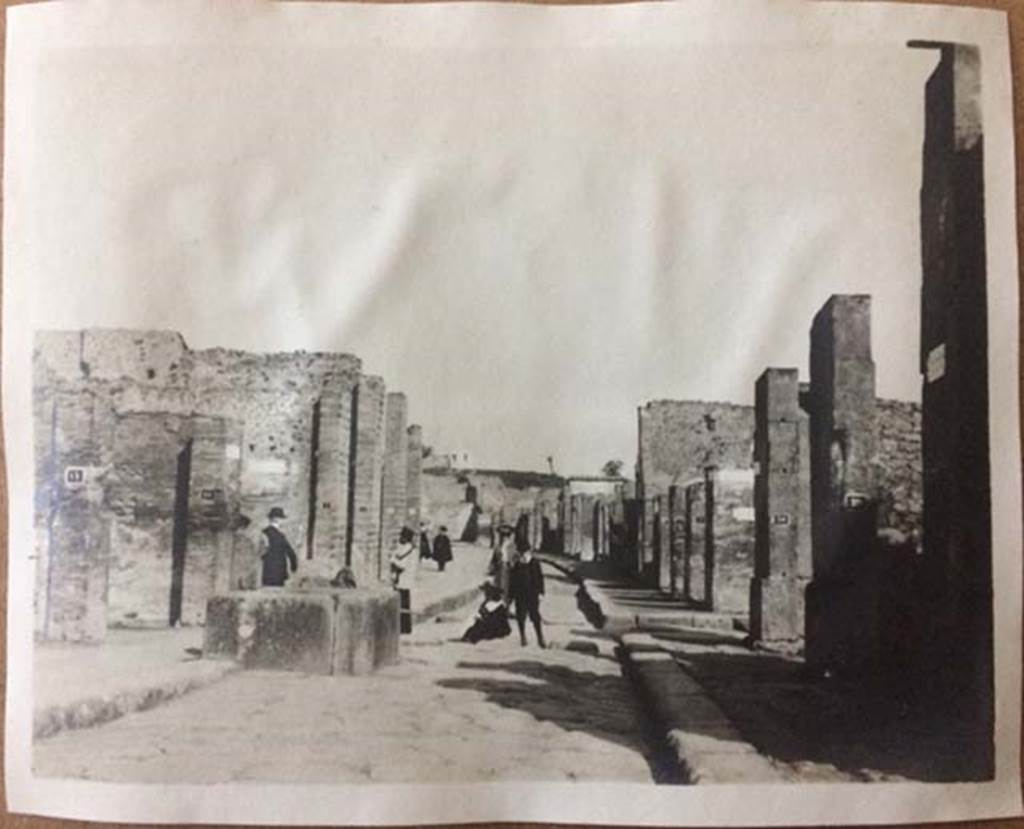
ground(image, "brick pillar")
xmin=405 ymin=424 xmax=423 ymax=530
xmin=749 ymin=369 xmax=806 ymax=644
xmin=806 ymin=295 xmax=878 ymax=670
xmin=596 ymin=501 xmax=610 ymax=560
xmin=184 ymin=415 xmax=243 ymax=623
xmin=703 ymin=468 xmax=717 ymax=611
xmin=668 ymin=486 xmax=684 ymax=596
xmin=561 ymin=497 xmax=570 ymax=555
xmin=39 ymin=390 xmax=115 ymax=642
xmin=305 ymin=375 xmax=354 ymax=580
xmin=579 ymin=495 xmax=597 ymax=561
xmin=569 ymin=494 xmax=582 ymax=557
xmin=380 ymin=392 xmax=409 ymax=566
xmin=684 ymin=483 xmax=705 ymax=604
xmin=655 ymin=492 xmax=672 ymax=592
xmin=641 ymin=499 xmax=656 ymax=578
xmin=912 ymin=40 xmax=991 ymax=779
xmin=797 ymin=408 xmax=813 ymax=579
xmin=540 ymin=501 xmax=552 ymax=551
xmin=531 ymin=501 xmax=544 ymax=550
xmin=348 ymin=376 xmax=386 ymax=585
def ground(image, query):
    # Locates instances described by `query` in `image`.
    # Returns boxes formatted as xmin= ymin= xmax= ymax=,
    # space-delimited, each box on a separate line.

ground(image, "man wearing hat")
xmin=260 ymin=507 xmax=298 ymax=587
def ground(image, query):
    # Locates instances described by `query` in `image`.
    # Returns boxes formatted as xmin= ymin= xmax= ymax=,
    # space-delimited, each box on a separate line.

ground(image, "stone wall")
xmin=348 ymin=376 xmax=386 ymax=585
xmin=636 ymin=400 xmax=755 ymax=501
xmin=406 ymin=425 xmax=423 ymax=529
xmin=30 ymin=329 xmax=432 ymax=641
xmin=380 ymin=393 xmax=409 ymax=555
xmin=422 ymin=468 xmax=563 ymax=540
xmin=635 ymin=400 xmax=754 ymax=586
xmin=913 ymin=41 xmax=992 ymax=779
xmin=873 ymin=398 xmax=922 ymax=540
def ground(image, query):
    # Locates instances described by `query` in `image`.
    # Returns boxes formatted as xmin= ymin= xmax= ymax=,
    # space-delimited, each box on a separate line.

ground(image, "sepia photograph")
xmin=3 ymin=0 xmax=1021 ymax=825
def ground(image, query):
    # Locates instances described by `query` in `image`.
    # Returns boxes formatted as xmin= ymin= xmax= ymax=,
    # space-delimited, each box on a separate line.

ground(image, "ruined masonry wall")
xmin=406 ymin=425 xmax=423 ymax=529
xmin=637 ymin=401 xmax=755 ymax=499
xmin=380 ymin=393 xmax=409 ymax=556
xmin=33 ymin=330 xmax=363 ymax=638
xmin=874 ymin=398 xmax=923 ymax=540
xmin=349 ymin=377 xmax=386 ymax=585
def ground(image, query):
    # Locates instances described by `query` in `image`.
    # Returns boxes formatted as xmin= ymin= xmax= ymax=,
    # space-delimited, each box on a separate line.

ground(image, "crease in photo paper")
xmin=3 ymin=0 xmax=1021 ymax=824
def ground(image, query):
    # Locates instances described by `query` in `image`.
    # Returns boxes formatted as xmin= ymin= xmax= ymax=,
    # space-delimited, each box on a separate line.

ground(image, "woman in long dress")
xmin=461 ymin=582 xmax=511 ymax=643
xmin=389 ymin=526 xmax=417 ymax=587
xmin=488 ymin=524 xmax=517 ymax=601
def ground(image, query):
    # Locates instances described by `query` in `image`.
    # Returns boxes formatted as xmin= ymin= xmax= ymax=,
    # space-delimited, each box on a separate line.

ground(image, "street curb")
xmin=576 ymin=573 xmax=786 ymax=784
xmin=413 ymin=584 xmax=482 ymax=624
xmin=33 ymin=660 xmax=240 ymax=741
xmin=617 ymin=633 xmax=787 ymax=784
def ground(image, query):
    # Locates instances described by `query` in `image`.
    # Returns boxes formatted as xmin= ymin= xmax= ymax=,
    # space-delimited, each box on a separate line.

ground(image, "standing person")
xmin=229 ymin=514 xmax=257 ymax=589
xmin=433 ymin=525 xmax=453 ymax=572
xmin=418 ymin=521 xmax=433 ymax=562
xmin=488 ymin=524 xmax=516 ymax=601
xmin=259 ymin=507 xmax=298 ymax=587
xmin=389 ymin=526 xmax=417 ymax=588
xmin=509 ymin=546 xmax=546 ymax=648
xmin=389 ymin=526 xmax=417 ymax=634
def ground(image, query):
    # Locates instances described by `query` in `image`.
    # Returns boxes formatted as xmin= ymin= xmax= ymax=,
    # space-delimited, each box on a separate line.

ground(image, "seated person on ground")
xmin=461 ymin=582 xmax=512 ymax=643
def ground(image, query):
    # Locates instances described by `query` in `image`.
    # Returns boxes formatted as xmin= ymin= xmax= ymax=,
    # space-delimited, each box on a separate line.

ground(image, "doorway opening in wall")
xmin=306 ymin=398 xmax=322 ymax=560
xmin=169 ymin=439 xmax=193 ymax=627
xmin=344 ymin=385 xmax=359 ymax=568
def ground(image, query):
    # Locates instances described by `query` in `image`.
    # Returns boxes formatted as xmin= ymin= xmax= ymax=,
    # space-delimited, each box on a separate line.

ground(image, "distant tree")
xmin=601 ymin=459 xmax=624 ymax=478
xmin=422 ymin=445 xmax=433 ymax=459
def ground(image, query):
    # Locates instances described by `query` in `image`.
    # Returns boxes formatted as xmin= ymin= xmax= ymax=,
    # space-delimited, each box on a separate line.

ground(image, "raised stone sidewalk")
xmin=573 ymin=560 xmax=787 ymax=784
xmin=617 ymin=632 xmax=785 ymax=783
xmin=34 ymin=541 xmax=493 ymax=741
xmin=408 ymin=540 xmax=492 ymax=623
xmin=33 ymin=628 xmax=237 ymax=740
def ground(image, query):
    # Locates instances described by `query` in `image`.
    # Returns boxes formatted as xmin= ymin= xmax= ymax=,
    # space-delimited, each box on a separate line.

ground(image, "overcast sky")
xmin=24 ymin=28 xmax=938 ymax=475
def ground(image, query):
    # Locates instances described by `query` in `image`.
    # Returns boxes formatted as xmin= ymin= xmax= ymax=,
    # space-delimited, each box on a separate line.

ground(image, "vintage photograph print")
xmin=4 ymin=1 xmax=1020 ymax=823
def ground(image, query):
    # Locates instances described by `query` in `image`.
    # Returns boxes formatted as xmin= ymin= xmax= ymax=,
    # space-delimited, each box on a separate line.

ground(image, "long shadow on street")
xmin=438 ymin=659 xmax=684 ymax=783
xmin=672 ymin=646 xmax=974 ymax=782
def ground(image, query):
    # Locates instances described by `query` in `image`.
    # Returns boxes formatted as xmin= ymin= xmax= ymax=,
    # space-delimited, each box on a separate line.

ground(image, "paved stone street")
xmin=34 ymin=564 xmax=661 ymax=784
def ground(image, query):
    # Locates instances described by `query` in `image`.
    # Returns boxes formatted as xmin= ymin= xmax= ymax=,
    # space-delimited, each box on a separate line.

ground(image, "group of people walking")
xmin=242 ymin=507 xmax=455 ymax=592
xmin=248 ymin=507 xmax=545 ymax=650
xmin=461 ymin=523 xmax=546 ymax=648
xmin=389 ymin=522 xmax=453 ymax=587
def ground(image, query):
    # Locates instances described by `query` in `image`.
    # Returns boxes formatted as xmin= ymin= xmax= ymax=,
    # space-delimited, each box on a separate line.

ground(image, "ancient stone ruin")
xmin=33 ymin=329 xmax=425 ymax=656
xmin=522 ymin=40 xmax=991 ymax=779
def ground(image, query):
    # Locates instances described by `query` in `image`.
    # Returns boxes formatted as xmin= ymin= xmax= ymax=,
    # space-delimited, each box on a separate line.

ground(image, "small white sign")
xmin=927 ymin=343 xmax=946 ymax=383
xmin=225 ymin=444 xmax=241 ymax=461
xmin=732 ymin=506 xmax=756 ymax=522
xmin=64 ymin=466 xmax=86 ymax=486
xmin=247 ymin=458 xmax=288 ymax=475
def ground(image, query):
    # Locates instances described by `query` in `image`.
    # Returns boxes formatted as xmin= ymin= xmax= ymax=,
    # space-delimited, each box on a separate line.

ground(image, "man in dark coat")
xmin=418 ymin=521 xmax=433 ymax=561
xmin=260 ymin=507 xmax=298 ymax=587
xmin=433 ymin=525 xmax=453 ymax=572
xmin=508 ymin=547 xmax=546 ymax=648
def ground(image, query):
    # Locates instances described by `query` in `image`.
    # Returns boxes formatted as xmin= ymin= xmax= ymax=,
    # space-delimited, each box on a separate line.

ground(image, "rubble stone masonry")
xmin=32 ymin=329 xmax=384 ymax=640
xmin=380 ymin=393 xmax=409 ymax=558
